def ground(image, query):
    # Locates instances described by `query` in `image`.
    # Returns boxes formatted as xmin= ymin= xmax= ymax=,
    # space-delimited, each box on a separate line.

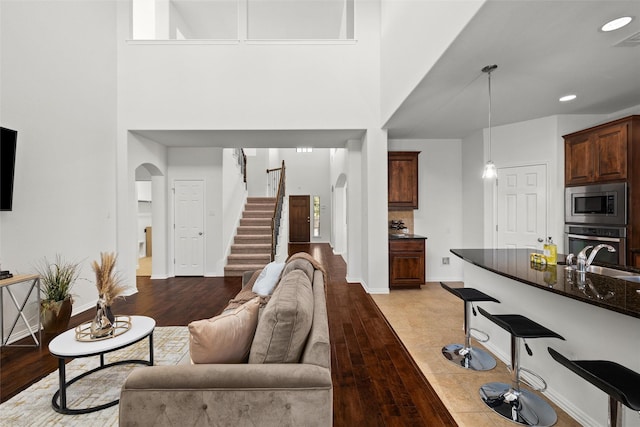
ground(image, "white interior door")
xmin=174 ymin=180 xmax=204 ymax=276
xmin=496 ymin=165 xmax=547 ymax=250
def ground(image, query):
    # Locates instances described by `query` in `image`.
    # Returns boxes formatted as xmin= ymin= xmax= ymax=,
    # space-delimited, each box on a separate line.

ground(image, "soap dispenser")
xmin=543 ymin=237 xmax=557 ymax=265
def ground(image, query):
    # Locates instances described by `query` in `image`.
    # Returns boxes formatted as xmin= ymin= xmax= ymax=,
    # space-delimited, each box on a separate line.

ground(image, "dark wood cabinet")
xmin=564 ymin=115 xmax=640 ymax=265
xmin=565 ymin=133 xmax=593 ymax=185
xmin=565 ymin=118 xmax=631 ymax=186
xmin=388 ymin=151 xmax=419 ymax=209
xmin=389 ymin=238 xmax=425 ymax=288
xmin=633 ymin=252 xmax=640 ymax=268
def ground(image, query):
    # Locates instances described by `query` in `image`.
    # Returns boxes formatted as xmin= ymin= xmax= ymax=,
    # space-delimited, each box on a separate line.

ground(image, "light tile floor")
xmin=372 ymin=283 xmax=581 ymax=427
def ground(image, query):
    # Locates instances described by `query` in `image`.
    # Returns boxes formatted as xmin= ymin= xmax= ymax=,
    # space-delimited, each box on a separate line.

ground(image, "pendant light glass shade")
xmin=482 ymin=160 xmax=497 ymax=179
xmin=482 ymin=64 xmax=498 ymax=179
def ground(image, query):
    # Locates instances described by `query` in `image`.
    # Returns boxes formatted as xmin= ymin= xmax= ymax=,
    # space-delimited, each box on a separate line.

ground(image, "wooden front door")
xmin=289 ymin=195 xmax=311 ymax=242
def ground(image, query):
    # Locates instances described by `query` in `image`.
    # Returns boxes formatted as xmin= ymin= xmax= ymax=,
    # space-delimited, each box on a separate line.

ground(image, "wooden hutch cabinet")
xmin=388 ymin=151 xmax=420 ymax=209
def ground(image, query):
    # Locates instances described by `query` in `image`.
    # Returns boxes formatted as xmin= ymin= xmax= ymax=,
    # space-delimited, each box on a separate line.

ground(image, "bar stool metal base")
xmin=442 ymin=344 xmax=497 ymax=371
xmin=480 ymin=382 xmax=557 ymax=427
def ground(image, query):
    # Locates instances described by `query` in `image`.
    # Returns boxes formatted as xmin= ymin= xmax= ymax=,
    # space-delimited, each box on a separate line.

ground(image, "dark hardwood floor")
xmin=1 ymin=243 xmax=456 ymax=426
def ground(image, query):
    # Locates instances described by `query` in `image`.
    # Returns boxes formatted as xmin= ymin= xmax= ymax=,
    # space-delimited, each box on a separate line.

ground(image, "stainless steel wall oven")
xmin=564 ymin=225 xmax=627 ymax=265
xmin=564 ymin=182 xmax=628 ymax=265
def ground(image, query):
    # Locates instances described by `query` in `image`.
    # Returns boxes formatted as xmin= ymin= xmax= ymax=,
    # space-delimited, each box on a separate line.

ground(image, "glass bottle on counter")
xmin=543 ymin=237 xmax=557 ymax=265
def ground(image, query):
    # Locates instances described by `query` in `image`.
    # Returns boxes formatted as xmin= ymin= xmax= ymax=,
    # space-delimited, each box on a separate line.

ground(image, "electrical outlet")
xmin=442 ymin=257 xmax=450 ymax=265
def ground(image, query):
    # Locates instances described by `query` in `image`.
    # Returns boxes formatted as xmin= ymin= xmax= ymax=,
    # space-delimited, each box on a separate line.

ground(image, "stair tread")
xmin=228 ymin=254 xmax=271 ymax=259
xmin=225 ymin=197 xmax=278 ymax=276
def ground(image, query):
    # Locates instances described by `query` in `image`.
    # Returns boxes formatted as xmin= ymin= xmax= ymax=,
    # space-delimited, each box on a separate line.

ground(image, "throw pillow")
xmin=188 ymin=297 xmax=260 ymax=364
xmin=249 ymin=270 xmax=314 ymax=364
xmin=252 ymin=262 xmax=285 ymax=296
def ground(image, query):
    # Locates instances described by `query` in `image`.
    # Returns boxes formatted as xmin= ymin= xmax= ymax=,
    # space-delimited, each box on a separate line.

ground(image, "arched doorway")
xmin=134 ymin=163 xmax=164 ymax=279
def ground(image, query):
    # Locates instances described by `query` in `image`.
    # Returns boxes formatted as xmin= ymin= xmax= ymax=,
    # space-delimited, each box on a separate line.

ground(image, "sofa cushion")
xmin=252 ymin=261 xmax=285 ymax=296
xmin=249 ymin=270 xmax=314 ymax=363
xmin=189 ymin=297 xmax=260 ymax=364
xmin=281 ymin=258 xmax=314 ymax=283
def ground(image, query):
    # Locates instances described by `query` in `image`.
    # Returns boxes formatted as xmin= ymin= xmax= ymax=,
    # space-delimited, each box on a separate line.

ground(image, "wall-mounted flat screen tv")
xmin=1 ymin=127 xmax=17 ymax=211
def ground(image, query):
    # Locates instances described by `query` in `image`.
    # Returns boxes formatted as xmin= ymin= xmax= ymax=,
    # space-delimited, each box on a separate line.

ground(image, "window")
xmin=313 ymin=196 xmax=320 ymax=237
xmin=131 ymin=0 xmax=355 ymax=41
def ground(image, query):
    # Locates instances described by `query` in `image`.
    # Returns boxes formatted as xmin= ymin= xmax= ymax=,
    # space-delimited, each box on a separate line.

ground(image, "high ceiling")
xmin=385 ymin=0 xmax=640 ymax=139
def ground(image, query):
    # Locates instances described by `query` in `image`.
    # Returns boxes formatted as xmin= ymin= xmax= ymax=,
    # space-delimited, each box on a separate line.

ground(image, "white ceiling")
xmin=385 ymin=0 xmax=640 ymax=139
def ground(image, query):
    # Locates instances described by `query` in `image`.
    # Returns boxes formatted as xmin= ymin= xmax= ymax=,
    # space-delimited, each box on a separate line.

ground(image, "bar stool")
xmin=440 ymin=282 xmax=500 ymax=371
xmin=477 ymin=307 xmax=565 ymax=427
xmin=548 ymin=347 xmax=640 ymax=427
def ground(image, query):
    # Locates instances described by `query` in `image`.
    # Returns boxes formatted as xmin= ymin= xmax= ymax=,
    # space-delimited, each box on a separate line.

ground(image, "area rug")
xmin=0 ymin=326 xmax=189 ymax=427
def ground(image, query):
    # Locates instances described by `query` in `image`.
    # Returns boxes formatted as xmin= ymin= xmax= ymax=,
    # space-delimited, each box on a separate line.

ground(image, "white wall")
xmin=0 ymin=0 xmax=118 ymax=341
xmin=380 ymin=0 xmax=484 ymax=124
xmin=245 ymin=149 xmax=270 ymax=197
xmin=482 ymin=116 xmax=563 ymax=250
xmin=115 ymin=0 xmax=386 ymax=289
xmin=346 ymin=139 xmax=363 ymax=284
xmin=463 ymin=109 xmax=640 ymax=255
xmin=362 ymin=129 xmax=389 ymax=293
xmin=275 ymin=149 xmax=332 ymax=243
xmin=117 ymin=5 xmax=380 ymax=129
xmin=167 ymin=147 xmax=224 ymax=276
xmin=128 ymin=133 xmax=169 ymax=279
xmin=221 ymin=149 xmax=248 ymax=271
xmin=389 ymin=139 xmax=464 ymax=282
xmin=461 ymin=130 xmax=484 ymax=247
xmin=329 ymin=148 xmax=349 ymax=254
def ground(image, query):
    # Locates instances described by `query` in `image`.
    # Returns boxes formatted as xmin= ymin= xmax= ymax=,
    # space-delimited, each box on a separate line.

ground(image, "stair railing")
xmin=268 ymin=161 xmax=286 ymax=261
xmin=234 ymin=148 xmax=247 ymax=184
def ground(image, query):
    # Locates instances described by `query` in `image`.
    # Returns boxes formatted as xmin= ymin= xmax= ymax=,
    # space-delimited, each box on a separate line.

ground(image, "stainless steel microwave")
xmin=565 ymin=182 xmax=627 ymax=225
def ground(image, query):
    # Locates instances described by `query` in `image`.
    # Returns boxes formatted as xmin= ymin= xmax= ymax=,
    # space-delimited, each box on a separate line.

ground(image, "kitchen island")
xmin=451 ymin=248 xmax=640 ymax=427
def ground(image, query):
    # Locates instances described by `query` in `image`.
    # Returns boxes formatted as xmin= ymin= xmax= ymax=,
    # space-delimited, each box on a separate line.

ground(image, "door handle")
xmin=199 ymin=232 xmax=203 ymax=236
xmin=537 ymin=238 xmax=544 ymax=243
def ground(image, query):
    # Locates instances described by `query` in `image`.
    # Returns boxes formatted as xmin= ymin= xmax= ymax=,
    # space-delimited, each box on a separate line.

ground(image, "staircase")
xmin=224 ymin=197 xmax=276 ymax=277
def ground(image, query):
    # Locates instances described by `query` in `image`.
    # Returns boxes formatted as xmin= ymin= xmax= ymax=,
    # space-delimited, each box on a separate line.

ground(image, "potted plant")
xmin=36 ymin=255 xmax=81 ymax=334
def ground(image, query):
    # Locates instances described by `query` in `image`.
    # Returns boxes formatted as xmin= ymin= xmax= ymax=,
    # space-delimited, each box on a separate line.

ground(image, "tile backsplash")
xmin=388 ymin=210 xmax=414 ymax=233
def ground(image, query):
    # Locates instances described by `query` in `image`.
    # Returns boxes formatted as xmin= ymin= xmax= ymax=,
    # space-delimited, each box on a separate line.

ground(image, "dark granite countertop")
xmin=451 ymin=248 xmax=640 ymax=319
xmin=389 ymin=233 xmax=427 ymax=240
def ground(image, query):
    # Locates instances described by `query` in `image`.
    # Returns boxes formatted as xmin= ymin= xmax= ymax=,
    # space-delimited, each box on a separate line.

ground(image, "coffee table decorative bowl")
xmin=48 ymin=315 xmax=155 ymax=415
xmin=74 ymin=315 xmax=132 ymax=342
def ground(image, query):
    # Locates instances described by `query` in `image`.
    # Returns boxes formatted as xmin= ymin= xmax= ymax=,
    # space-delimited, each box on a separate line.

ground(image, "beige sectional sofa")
xmin=119 ymin=254 xmax=332 ymax=427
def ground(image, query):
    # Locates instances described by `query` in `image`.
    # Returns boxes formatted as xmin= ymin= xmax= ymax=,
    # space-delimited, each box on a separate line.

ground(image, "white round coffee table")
xmin=48 ymin=315 xmax=155 ymax=414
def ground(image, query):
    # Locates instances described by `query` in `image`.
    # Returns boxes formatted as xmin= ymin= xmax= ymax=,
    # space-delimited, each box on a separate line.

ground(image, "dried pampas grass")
xmin=91 ymin=252 xmax=127 ymax=305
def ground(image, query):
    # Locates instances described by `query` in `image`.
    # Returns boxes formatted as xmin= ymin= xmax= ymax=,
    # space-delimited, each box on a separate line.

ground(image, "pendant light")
xmin=482 ymin=64 xmax=498 ymax=179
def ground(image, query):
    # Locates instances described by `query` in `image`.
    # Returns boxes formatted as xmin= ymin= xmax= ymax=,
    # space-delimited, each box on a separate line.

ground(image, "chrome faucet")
xmin=575 ymin=244 xmax=616 ymax=273
xmin=565 ymin=253 xmax=575 ymax=269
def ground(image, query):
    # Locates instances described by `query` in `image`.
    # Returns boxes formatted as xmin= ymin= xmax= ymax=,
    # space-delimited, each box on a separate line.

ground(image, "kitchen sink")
xmin=613 ymin=275 xmax=640 ymax=283
xmin=583 ymin=265 xmax=640 ymax=282
xmin=585 ymin=265 xmax=637 ymax=277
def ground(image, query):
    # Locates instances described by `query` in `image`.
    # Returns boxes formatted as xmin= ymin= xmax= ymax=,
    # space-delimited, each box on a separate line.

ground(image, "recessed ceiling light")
xmin=601 ymin=16 xmax=633 ymax=32
xmin=560 ymin=94 xmax=577 ymax=102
